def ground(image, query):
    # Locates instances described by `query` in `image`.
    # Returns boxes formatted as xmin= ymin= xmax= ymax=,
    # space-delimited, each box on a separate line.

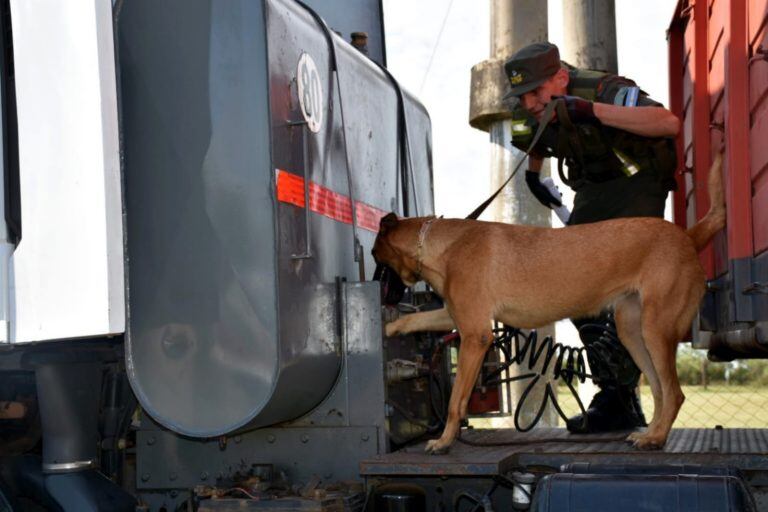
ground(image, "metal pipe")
xmin=491 ymin=1 xmax=554 ymax=427
xmin=562 ymin=0 xmax=618 ymax=73
xmin=707 ymin=322 xmax=768 ymax=362
xmin=469 ymin=0 xmax=555 ymax=427
xmin=487 ymin=0 xmax=550 ymax=225
xmin=490 ymin=0 xmax=547 ymax=59
xmin=35 ymin=362 xmax=103 ymax=473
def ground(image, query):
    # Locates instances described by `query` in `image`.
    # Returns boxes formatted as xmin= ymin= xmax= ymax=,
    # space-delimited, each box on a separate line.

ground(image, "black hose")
xmin=293 ymin=1 xmax=366 ymax=278
xmin=438 ymin=324 xmax=634 ymax=444
xmin=471 ymin=326 xmax=593 ymax=432
xmin=371 ymin=61 xmax=417 ymax=217
xmin=293 ymin=0 xmax=419 ymax=220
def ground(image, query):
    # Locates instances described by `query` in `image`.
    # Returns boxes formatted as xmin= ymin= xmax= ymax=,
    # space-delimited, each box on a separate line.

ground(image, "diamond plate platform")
xmin=360 ymin=428 xmax=768 ymax=476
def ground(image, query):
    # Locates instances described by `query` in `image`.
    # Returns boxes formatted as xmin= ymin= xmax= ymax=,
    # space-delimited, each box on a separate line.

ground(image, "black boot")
xmin=566 ymin=313 xmax=647 ymax=434
xmin=566 ymin=384 xmax=647 ymax=433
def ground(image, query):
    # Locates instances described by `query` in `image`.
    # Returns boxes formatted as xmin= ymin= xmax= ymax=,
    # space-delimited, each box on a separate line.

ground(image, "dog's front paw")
xmin=385 ymin=319 xmax=404 ymax=337
xmin=424 ymin=438 xmax=451 ymax=455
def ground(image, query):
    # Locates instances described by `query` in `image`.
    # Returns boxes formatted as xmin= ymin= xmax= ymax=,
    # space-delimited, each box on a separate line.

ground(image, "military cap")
xmin=503 ymin=42 xmax=561 ymax=99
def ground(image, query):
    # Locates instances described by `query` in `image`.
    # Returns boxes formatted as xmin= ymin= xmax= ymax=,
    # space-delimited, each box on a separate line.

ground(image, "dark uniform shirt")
xmin=510 ymin=70 xmax=677 ymax=226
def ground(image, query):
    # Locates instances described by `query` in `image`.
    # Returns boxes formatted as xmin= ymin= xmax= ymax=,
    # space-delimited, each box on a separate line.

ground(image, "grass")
xmin=470 ymin=384 xmax=768 ymax=430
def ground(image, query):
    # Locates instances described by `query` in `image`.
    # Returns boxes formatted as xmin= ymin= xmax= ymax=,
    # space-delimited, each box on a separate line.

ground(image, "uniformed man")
xmin=502 ymin=42 xmax=680 ymax=433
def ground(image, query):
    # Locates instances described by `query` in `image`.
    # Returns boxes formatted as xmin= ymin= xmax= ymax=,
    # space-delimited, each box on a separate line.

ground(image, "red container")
xmin=668 ymin=0 xmax=768 ymax=357
xmin=467 ymin=386 xmax=501 ymax=415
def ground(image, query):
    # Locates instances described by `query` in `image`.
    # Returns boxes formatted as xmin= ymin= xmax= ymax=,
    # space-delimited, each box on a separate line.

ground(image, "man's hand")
xmin=525 ymin=171 xmax=562 ymax=208
xmin=553 ymin=95 xmax=596 ymax=124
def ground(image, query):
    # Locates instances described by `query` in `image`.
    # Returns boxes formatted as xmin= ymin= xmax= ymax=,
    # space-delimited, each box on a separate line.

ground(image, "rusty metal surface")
xmin=360 ymin=428 xmax=768 ymax=476
xmin=196 ymin=487 xmax=364 ymax=511
xmin=136 ymin=426 xmax=380 ymax=490
xmin=199 ymin=497 xmax=356 ymax=511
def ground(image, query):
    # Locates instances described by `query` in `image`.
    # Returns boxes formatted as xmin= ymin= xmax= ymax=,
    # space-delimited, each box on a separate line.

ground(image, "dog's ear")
xmin=378 ymin=212 xmax=399 ymax=235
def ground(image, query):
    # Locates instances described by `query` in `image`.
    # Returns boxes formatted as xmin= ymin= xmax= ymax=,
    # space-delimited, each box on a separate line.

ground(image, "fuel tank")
xmin=118 ymin=0 xmax=433 ymax=437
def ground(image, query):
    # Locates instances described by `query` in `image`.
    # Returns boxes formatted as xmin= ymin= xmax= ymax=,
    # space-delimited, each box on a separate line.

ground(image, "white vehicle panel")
xmin=9 ymin=0 xmax=124 ymax=343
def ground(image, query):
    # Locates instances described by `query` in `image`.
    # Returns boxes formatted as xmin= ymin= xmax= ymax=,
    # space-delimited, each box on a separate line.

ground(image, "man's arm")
xmin=593 ymin=102 xmax=680 ymax=138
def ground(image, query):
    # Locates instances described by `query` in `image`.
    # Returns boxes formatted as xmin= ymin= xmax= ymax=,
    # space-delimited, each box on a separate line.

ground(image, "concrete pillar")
xmin=490 ymin=0 xmax=547 ymax=60
xmin=562 ymin=0 xmax=618 ymax=73
xmin=469 ymin=0 xmax=556 ymax=428
xmin=561 ymin=0 xmax=618 ymax=408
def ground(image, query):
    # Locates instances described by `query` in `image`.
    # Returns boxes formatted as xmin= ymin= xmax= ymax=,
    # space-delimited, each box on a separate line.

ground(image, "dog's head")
xmin=372 ymin=213 xmax=419 ymax=287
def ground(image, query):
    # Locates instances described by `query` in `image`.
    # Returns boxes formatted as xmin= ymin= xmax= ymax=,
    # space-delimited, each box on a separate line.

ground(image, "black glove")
xmin=553 ymin=95 xmax=596 ymax=124
xmin=525 ymin=171 xmax=562 ymax=208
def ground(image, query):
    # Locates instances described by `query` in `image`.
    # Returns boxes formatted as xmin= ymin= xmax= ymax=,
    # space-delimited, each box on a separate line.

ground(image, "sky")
xmin=383 ymin=0 xmax=678 ymax=219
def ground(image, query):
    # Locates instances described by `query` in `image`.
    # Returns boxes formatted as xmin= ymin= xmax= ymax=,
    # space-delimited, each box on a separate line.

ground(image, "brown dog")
xmin=372 ymin=155 xmax=724 ymax=453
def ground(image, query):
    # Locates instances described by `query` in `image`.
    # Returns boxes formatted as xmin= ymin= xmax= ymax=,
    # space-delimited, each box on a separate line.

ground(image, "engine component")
xmin=373 ymin=483 xmax=426 ymax=512
xmin=386 ymin=359 xmax=426 ymax=384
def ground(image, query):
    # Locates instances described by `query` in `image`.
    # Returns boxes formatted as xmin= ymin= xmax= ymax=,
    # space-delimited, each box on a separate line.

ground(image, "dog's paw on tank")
xmin=385 ymin=319 xmax=405 ymax=337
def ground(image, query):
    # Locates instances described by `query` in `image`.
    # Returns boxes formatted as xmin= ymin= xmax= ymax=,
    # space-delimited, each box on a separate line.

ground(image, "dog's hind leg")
xmin=614 ymin=293 xmax=662 ymax=444
xmin=631 ymin=300 xmax=685 ymax=450
xmin=630 ymin=273 xmax=704 ymax=448
xmin=385 ymin=307 xmax=456 ymax=337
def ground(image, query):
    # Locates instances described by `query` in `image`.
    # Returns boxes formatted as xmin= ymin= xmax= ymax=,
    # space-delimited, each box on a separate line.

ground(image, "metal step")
xmin=360 ymin=428 xmax=768 ymax=476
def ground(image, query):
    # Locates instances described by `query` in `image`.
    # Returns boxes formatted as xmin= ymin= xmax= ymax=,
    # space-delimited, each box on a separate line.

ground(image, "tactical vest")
xmin=510 ymin=68 xmax=678 ymax=191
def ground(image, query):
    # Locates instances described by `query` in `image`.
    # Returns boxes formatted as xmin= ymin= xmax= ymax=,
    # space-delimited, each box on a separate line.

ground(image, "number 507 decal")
xmin=297 ymin=53 xmax=323 ymax=133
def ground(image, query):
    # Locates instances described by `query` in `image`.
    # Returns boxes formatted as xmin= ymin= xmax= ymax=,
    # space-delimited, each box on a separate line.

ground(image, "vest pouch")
xmin=573 ymin=124 xmax=626 ymax=183
xmin=650 ymin=138 xmax=678 ymax=187
xmin=511 ymin=117 xmax=533 ymax=146
xmin=576 ymin=123 xmax=612 ymax=159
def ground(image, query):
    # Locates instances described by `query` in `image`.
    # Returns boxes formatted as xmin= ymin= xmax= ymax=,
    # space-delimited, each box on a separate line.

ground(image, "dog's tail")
xmin=686 ymin=153 xmax=726 ymax=252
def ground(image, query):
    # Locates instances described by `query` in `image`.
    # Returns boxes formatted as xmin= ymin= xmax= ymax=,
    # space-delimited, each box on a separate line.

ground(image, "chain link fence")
xmin=652 ymin=345 xmax=768 ymax=428
xmin=550 ymin=345 xmax=768 ymax=428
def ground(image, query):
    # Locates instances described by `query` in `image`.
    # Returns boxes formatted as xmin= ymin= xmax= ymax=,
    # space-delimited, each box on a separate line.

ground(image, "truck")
xmin=0 ymin=0 xmax=764 ymax=511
